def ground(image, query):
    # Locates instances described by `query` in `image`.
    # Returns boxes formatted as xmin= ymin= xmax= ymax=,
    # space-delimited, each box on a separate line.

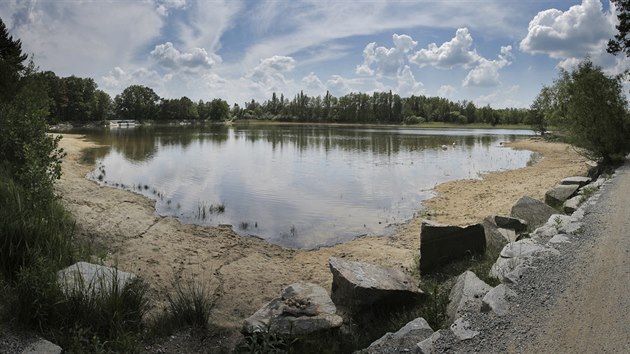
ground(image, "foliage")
xmin=114 ymin=84 xmax=160 ymax=121
xmin=0 ymin=18 xmax=28 ymax=103
xmin=11 ymin=260 xmax=149 ymax=353
xmin=239 ymin=323 xmax=298 ymax=354
xmin=608 ymin=0 xmax=630 ymax=57
xmin=532 ymin=59 xmax=630 ymax=163
xmin=151 ymin=276 xmax=214 ymax=336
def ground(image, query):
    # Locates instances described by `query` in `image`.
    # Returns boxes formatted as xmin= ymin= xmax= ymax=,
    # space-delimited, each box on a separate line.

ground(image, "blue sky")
xmin=1 ymin=0 xmax=627 ymax=108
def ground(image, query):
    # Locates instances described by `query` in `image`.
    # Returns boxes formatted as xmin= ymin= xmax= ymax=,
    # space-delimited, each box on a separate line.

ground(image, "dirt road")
xmin=520 ymin=161 xmax=630 ymax=353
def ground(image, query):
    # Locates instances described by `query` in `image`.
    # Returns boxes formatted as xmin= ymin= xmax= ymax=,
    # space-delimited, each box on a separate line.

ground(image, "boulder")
xmin=57 ymin=262 xmax=136 ymax=295
xmin=563 ymin=196 xmax=581 ymax=214
xmin=548 ymin=234 xmax=570 ymax=245
xmin=447 ymin=271 xmax=492 ymax=323
xmin=242 ymin=282 xmax=342 ymax=335
xmin=364 ymin=317 xmax=434 ymax=354
xmin=510 ymin=196 xmax=558 ymax=230
xmin=494 ymin=215 xmax=528 ymax=233
xmin=482 ymin=218 xmax=514 ymax=249
xmin=560 ymin=176 xmax=591 ymax=187
xmin=329 ymin=257 xmax=423 ymax=309
xmin=481 ymin=284 xmax=516 ymax=316
xmin=503 ymin=264 xmax=534 ymax=284
xmin=450 ymin=317 xmax=478 ymax=340
xmin=544 ymin=184 xmax=579 ymax=208
xmin=21 ymin=338 xmax=62 ymax=354
xmin=546 ymin=214 xmax=582 ymax=235
xmin=417 ymin=330 xmax=445 ymax=354
xmin=489 ymin=239 xmax=557 ymax=279
xmin=419 ymin=221 xmax=486 ymax=272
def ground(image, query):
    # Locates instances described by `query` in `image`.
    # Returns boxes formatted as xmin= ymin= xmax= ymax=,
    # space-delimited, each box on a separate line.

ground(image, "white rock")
xmin=481 ymin=284 xmax=517 ymax=316
xmin=450 ymin=317 xmax=479 ymax=340
xmin=548 ymin=234 xmax=571 ymax=245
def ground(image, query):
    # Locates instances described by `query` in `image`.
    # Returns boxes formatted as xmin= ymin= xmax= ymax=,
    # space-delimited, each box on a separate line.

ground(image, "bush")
xmin=0 ymin=172 xmax=77 ymax=280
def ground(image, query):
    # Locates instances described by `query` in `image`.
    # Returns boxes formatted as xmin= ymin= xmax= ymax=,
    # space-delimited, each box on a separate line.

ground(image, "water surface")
xmin=80 ymin=124 xmax=534 ymax=249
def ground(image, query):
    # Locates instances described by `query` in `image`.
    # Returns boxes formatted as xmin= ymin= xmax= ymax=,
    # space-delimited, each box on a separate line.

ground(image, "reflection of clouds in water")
xmin=89 ymin=126 xmax=532 ymax=249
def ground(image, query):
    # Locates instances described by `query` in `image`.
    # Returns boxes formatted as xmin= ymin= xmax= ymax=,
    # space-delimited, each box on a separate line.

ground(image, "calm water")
xmin=79 ymin=124 xmax=534 ymax=249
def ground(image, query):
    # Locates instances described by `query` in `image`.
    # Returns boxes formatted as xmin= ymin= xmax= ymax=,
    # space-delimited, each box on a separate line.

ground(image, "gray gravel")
xmin=429 ymin=166 xmax=624 ymax=353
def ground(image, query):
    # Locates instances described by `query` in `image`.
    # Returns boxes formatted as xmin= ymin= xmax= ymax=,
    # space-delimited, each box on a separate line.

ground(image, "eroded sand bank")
xmin=56 ymin=134 xmax=588 ymax=328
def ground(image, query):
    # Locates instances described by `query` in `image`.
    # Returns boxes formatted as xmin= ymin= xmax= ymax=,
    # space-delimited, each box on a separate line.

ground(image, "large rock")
xmin=329 ymin=257 xmax=422 ymax=309
xmin=494 ymin=215 xmax=528 ymax=233
xmin=417 ymin=330 xmax=444 ymax=354
xmin=450 ymin=317 xmax=478 ymax=340
xmin=363 ymin=317 xmax=434 ymax=354
xmin=481 ymin=284 xmax=516 ymax=316
xmin=57 ymin=262 xmax=136 ymax=295
xmin=563 ymin=196 xmax=582 ymax=214
xmin=419 ymin=221 xmax=486 ymax=272
xmin=21 ymin=338 xmax=62 ymax=354
xmin=560 ymin=176 xmax=591 ymax=187
xmin=447 ymin=271 xmax=492 ymax=323
xmin=482 ymin=217 xmax=516 ymax=249
xmin=545 ymin=184 xmax=579 ymax=208
xmin=242 ymin=282 xmax=342 ymax=335
xmin=489 ymin=239 xmax=558 ymax=280
xmin=510 ymin=196 xmax=558 ymax=230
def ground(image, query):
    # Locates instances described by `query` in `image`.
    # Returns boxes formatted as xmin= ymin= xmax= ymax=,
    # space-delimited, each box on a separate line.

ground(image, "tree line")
xmin=26 ymin=71 xmax=531 ymax=125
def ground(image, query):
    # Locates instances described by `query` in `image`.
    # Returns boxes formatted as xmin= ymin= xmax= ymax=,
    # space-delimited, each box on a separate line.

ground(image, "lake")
xmin=79 ymin=124 xmax=535 ymax=249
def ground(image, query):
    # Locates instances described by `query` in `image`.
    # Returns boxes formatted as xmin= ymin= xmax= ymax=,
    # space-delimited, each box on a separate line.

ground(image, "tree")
xmin=0 ymin=18 xmax=28 ymax=103
xmin=209 ymin=98 xmax=229 ymax=121
xmin=536 ymin=59 xmax=630 ymax=163
xmin=608 ymin=0 xmax=630 ymax=57
xmin=114 ymin=85 xmax=160 ymax=121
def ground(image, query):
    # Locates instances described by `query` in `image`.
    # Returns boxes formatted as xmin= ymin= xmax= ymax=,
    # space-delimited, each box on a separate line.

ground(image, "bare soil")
xmin=55 ymin=134 xmax=589 ymax=333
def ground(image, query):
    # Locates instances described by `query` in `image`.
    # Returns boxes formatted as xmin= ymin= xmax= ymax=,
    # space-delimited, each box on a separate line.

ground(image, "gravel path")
xmin=435 ymin=158 xmax=630 ymax=353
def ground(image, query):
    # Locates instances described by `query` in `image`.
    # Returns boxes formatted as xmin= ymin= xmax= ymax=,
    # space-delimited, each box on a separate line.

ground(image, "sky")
xmin=1 ymin=0 xmax=628 ymax=108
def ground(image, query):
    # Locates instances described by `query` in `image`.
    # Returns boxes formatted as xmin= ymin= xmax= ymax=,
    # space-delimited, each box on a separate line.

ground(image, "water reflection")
xmin=79 ymin=125 xmax=534 ymax=249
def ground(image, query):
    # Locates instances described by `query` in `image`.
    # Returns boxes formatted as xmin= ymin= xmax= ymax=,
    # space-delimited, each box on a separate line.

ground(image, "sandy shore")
xmin=56 ymin=134 xmax=588 ymax=328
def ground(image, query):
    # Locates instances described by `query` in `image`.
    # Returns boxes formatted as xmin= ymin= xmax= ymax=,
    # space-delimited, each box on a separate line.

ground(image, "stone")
xmin=21 ymin=338 xmax=62 ymax=354
xmin=419 ymin=221 xmax=486 ymax=272
xmin=563 ymin=196 xmax=581 ymax=214
xmin=364 ymin=317 xmax=434 ymax=354
xmin=560 ymin=176 xmax=591 ymax=187
xmin=417 ymin=330 xmax=445 ymax=354
xmin=447 ymin=271 xmax=492 ymax=323
xmin=546 ymin=214 xmax=582 ymax=235
xmin=548 ymin=234 xmax=570 ymax=244
xmin=242 ymin=282 xmax=342 ymax=335
xmin=481 ymin=284 xmax=516 ymax=316
xmin=450 ymin=317 xmax=478 ymax=340
xmin=490 ymin=239 xmax=557 ymax=279
xmin=545 ymin=184 xmax=579 ymax=208
xmin=57 ymin=262 xmax=136 ymax=295
xmin=503 ymin=264 xmax=534 ymax=284
xmin=482 ymin=217 xmax=514 ymax=249
xmin=510 ymin=196 xmax=558 ymax=230
xmin=494 ymin=215 xmax=528 ymax=233
xmin=329 ymin=257 xmax=423 ymax=309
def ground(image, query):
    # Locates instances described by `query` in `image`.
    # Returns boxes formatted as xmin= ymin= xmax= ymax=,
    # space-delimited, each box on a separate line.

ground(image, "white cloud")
xmin=410 ymin=28 xmax=480 ymax=69
xmin=155 ymin=0 xmax=188 ymax=16
xmin=355 ymin=33 xmax=417 ymax=77
xmin=474 ymin=85 xmax=524 ymax=108
xmin=520 ymin=0 xmax=614 ymax=59
xmin=438 ymin=85 xmax=457 ymax=98
xmin=463 ymin=46 xmax=513 ymax=87
xmin=102 ymin=66 xmax=170 ymax=94
xmin=326 ymin=75 xmax=352 ymax=96
xmin=396 ymin=65 xmax=424 ymax=96
xmin=150 ymin=42 xmax=221 ymax=71
xmin=249 ymin=55 xmax=296 ymax=83
xmin=302 ymin=72 xmax=326 ymax=95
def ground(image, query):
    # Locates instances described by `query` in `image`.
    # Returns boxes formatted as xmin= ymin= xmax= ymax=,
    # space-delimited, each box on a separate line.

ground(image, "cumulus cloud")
xmin=302 ymin=72 xmax=326 ymax=94
xmin=463 ymin=46 xmax=513 ymax=87
xmin=519 ymin=0 xmax=630 ymax=76
xmin=520 ymin=0 xmax=614 ymax=59
xmin=248 ymin=55 xmax=296 ymax=84
xmin=102 ymin=66 xmax=170 ymax=93
xmin=410 ymin=28 xmax=480 ymax=69
xmin=355 ymin=34 xmax=418 ymax=77
xmin=150 ymin=42 xmax=221 ymax=71
xmin=155 ymin=0 xmax=188 ymax=16
xmin=437 ymin=85 xmax=457 ymax=98
xmin=396 ymin=65 xmax=424 ymax=96
xmin=326 ymin=75 xmax=352 ymax=96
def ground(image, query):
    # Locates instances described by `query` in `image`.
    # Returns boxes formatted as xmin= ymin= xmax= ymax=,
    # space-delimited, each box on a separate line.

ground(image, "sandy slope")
xmin=56 ymin=134 xmax=588 ymax=328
